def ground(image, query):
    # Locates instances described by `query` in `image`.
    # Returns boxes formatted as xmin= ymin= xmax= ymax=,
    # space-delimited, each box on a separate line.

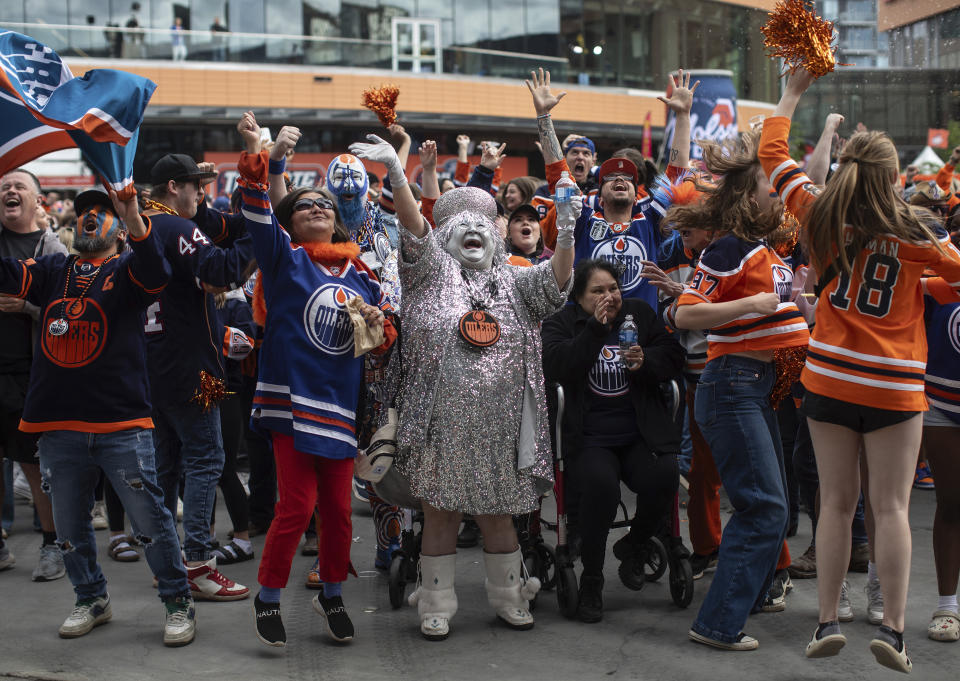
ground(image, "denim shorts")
xmin=801 ymin=390 xmax=919 ymax=434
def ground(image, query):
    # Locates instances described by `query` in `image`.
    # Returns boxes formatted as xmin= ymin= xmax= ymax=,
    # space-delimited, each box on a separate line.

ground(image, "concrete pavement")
xmin=0 ymin=485 xmax=954 ymax=681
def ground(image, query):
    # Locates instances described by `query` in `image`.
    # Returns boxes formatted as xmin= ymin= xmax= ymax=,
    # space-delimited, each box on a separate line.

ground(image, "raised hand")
xmin=785 ymin=67 xmax=817 ymax=96
xmin=480 ymin=142 xmax=506 ymax=170
xmin=639 ymin=260 xmax=684 ymax=297
xmin=237 ymin=111 xmax=261 ymax=154
xmin=389 ymin=123 xmax=410 ymax=143
xmin=271 ymin=126 xmax=301 ymax=161
xmin=196 ymin=162 xmax=217 ymax=186
xmin=825 ymin=113 xmax=844 ymax=131
xmin=419 ymin=140 xmax=438 ymax=172
xmin=349 ymin=134 xmax=402 ymax=169
xmin=561 ymin=134 xmax=584 ymax=151
xmin=109 ymin=189 xmax=146 ymax=239
xmin=657 ymin=69 xmax=700 ymax=115
xmin=525 ymin=68 xmax=567 ymax=116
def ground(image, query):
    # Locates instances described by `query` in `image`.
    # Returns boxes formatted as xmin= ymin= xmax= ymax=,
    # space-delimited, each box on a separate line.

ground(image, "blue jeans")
xmin=691 ymin=355 xmax=789 ymax=643
xmin=37 ymin=429 xmax=188 ymax=601
xmin=153 ymin=402 xmax=225 ymax=562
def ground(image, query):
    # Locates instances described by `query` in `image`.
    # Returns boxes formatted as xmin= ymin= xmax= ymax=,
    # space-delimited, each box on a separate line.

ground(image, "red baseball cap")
xmin=598 ymin=157 xmax=638 ymax=186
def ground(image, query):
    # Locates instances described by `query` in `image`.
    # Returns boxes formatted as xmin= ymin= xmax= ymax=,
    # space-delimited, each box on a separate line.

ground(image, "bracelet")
xmin=537 ymin=113 xmax=551 ymax=119
xmin=268 ymin=157 xmax=286 ymax=175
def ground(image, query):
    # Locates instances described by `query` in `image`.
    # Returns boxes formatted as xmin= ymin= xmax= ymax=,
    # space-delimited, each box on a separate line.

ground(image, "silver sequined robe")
xmin=395 ymin=225 xmax=567 ymax=514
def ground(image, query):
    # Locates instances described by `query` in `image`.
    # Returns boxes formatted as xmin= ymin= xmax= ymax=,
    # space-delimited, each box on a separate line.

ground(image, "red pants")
xmin=686 ymin=386 xmax=722 ymax=556
xmin=257 ymin=432 xmax=353 ymax=588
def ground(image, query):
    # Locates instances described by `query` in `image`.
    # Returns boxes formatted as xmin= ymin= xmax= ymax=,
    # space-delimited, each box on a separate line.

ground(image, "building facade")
xmin=879 ymin=0 xmax=960 ymax=69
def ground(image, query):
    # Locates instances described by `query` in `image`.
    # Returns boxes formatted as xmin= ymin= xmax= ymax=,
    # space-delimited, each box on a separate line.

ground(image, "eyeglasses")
xmin=603 ymin=173 xmax=634 ymax=183
xmin=293 ymin=197 xmax=335 ymax=213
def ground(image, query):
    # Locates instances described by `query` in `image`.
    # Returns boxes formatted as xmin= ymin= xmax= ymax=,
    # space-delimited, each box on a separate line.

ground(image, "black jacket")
xmin=541 ymin=298 xmax=685 ymax=459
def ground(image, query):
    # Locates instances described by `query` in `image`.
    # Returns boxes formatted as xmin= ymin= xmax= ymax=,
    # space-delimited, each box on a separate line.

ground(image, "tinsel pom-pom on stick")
xmin=761 ymin=0 xmax=846 ymax=78
xmin=191 ymin=370 xmax=233 ymax=412
xmin=362 ymin=85 xmax=400 ymax=128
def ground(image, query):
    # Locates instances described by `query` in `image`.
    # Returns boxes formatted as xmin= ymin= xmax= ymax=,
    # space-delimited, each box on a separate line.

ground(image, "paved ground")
xmin=0 ymin=484 xmax=954 ymax=681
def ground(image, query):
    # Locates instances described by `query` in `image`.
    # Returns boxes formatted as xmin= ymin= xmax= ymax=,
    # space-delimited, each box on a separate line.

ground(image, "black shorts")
xmin=0 ymin=408 xmax=39 ymax=464
xmin=801 ymin=391 xmax=919 ymax=434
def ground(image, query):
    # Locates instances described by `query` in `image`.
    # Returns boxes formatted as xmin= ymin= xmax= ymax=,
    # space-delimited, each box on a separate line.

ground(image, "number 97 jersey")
xmin=803 ymin=228 xmax=960 ymax=412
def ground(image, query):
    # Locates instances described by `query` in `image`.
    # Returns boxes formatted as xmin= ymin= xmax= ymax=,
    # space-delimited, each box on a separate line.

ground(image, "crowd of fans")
xmin=0 ymin=65 xmax=959 ymax=676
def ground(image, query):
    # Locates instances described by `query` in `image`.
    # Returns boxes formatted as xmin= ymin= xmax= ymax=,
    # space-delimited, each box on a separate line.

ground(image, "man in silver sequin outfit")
xmin=350 ymin=132 xmax=576 ymax=641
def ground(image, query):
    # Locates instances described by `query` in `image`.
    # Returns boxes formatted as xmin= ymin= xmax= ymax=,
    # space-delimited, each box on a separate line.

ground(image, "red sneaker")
xmin=187 ymin=558 xmax=249 ymax=601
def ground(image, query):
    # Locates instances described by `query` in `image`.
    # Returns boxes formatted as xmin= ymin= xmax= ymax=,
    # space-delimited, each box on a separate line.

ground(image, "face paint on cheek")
xmin=81 ymin=209 xmax=122 ymax=240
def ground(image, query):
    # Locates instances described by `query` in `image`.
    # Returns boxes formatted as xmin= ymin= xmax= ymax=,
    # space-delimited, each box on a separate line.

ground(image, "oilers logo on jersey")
xmin=949 ymin=306 xmax=960 ymax=355
xmin=771 ymin=264 xmax=793 ymax=302
xmin=592 ymin=236 xmax=647 ymax=291
xmin=588 ymin=345 xmax=629 ymax=396
xmin=304 ymin=283 xmax=360 ymax=355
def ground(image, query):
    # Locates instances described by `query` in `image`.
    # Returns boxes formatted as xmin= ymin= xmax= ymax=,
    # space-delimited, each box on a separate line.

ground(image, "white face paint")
xmin=444 ymin=213 xmax=497 ymax=270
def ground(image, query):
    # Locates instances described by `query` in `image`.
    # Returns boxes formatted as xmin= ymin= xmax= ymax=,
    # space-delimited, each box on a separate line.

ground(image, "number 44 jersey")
xmin=143 ymin=212 xmax=254 ymax=409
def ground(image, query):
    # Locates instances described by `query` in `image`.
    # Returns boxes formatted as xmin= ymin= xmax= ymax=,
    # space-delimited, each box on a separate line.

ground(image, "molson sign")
xmin=662 ymin=70 xmax=739 ymax=162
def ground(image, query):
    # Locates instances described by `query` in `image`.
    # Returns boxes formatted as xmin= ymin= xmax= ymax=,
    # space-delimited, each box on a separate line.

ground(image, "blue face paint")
xmin=326 ymin=154 xmax=369 ymax=198
xmin=79 ymin=208 xmax=122 ymax=240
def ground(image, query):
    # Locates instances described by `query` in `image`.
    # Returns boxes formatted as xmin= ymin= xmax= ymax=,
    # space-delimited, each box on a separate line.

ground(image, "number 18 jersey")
xmin=759 ymin=115 xmax=960 ymax=411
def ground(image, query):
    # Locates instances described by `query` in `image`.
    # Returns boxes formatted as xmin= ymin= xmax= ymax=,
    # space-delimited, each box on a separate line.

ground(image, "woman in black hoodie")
xmin=541 ymin=259 xmax=684 ymax=623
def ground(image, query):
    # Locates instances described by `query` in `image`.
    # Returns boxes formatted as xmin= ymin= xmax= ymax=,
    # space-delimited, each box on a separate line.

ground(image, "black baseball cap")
xmin=508 ymin=203 xmax=540 ymax=224
xmin=150 ymin=153 xmax=217 ymax=186
xmin=73 ymin=189 xmax=116 ymax=217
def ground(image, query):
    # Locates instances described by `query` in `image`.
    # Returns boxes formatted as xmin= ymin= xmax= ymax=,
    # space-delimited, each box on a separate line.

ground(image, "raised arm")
xmin=806 ymin=113 xmax=844 ymax=186
xmin=772 ymin=67 xmax=816 ymax=121
xmin=268 ymin=125 xmax=301 ymax=208
xmin=349 ymin=135 xmax=424 ymax=238
xmin=389 ymin=124 xmax=412 ymax=170
xmin=419 ymin=140 xmax=440 ymax=200
xmin=658 ymin=69 xmax=699 ymax=171
xmin=525 ymin=68 xmax=567 ymax=165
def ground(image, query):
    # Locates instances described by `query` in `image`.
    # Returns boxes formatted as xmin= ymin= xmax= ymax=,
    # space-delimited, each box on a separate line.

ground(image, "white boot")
xmin=408 ymin=554 xmax=457 ymax=640
xmin=483 ymin=548 xmax=539 ymax=630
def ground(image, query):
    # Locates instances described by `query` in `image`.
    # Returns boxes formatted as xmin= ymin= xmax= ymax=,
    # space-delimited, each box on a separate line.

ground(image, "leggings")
xmin=216 ymin=393 xmax=249 ymax=534
xmin=575 ymin=440 xmax=678 ymax=577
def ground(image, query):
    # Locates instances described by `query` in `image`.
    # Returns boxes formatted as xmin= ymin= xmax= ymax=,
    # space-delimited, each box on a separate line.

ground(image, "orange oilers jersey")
xmin=676 ymin=234 xmax=809 ymax=362
xmin=760 ymin=114 xmax=960 ymax=410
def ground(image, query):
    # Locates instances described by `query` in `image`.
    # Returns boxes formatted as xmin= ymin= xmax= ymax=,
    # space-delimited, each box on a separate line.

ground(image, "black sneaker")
xmin=761 ymin=569 xmax=792 ymax=613
xmin=254 ymin=595 xmax=286 ymax=647
xmin=577 ymin=574 xmax=604 ymax=623
xmin=690 ymin=551 xmax=719 ymax=580
xmin=456 ymin=516 xmax=480 ymax=549
xmin=312 ymin=594 xmax=354 ymax=642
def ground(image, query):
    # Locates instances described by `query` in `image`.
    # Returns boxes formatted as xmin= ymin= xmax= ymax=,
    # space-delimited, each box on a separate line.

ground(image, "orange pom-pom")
xmin=761 ymin=0 xmax=847 ymax=78
xmin=190 ymin=370 xmax=233 ymax=412
xmin=362 ymin=85 xmax=400 ymax=128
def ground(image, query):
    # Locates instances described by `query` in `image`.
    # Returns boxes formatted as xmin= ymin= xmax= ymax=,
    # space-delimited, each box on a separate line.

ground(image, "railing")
xmin=0 ymin=21 xmax=567 ymax=80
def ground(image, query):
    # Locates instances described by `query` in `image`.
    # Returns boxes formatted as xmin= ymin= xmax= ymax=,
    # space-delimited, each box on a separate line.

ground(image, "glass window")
xmin=265 ymin=0 xmax=298 ymax=59
xmin=0 ymin=2 xmax=25 ymax=22
xmin=416 ymin=0 xmax=453 ymax=20
xmin=453 ymin=0 xmax=489 ymax=46
xmin=524 ymin=0 xmax=560 ymax=36
xmin=490 ymin=1 xmax=524 ymax=42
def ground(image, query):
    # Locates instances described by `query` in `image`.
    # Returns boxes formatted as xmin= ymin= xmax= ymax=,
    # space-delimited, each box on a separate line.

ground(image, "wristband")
xmin=537 ymin=113 xmax=551 ymax=120
xmin=268 ymin=157 xmax=286 ymax=175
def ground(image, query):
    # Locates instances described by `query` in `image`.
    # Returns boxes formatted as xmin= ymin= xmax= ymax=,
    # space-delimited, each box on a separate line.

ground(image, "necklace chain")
xmin=143 ymin=198 xmax=178 ymax=216
xmin=51 ymin=254 xmax=119 ymax=330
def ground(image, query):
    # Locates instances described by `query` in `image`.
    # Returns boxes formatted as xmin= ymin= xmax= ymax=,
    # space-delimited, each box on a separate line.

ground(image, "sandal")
xmin=108 ymin=536 xmax=140 ymax=562
xmin=212 ymin=540 xmax=254 ymax=565
xmin=305 ymin=557 xmax=323 ymax=590
xmin=928 ymin=610 xmax=960 ymax=642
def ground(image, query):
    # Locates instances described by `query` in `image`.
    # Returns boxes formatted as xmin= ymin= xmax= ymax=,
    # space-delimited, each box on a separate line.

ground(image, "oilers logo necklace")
xmin=47 ymin=254 xmax=119 ymax=337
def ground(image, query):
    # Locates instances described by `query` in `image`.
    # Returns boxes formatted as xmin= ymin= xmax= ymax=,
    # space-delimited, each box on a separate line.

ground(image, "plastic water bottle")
xmin=554 ymin=170 xmax=577 ymax=206
xmin=618 ymin=314 xmax=638 ymax=368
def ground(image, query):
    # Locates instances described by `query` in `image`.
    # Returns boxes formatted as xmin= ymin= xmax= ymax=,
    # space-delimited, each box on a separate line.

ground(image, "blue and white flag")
xmin=0 ymin=31 xmax=156 ymax=197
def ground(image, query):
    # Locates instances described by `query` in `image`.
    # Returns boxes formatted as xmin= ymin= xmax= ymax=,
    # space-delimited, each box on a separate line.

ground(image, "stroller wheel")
xmin=557 ymin=565 xmax=579 ymax=619
xmin=536 ymin=543 xmax=558 ymax=591
xmin=643 ymin=537 xmax=669 ymax=582
xmin=669 ymin=557 xmax=695 ymax=608
xmin=388 ymin=554 xmax=408 ymax=609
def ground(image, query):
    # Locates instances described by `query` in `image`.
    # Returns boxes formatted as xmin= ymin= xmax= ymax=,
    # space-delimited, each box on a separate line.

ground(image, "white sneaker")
xmin=91 ymin=501 xmax=108 ymax=530
xmin=32 ymin=544 xmax=66 ymax=582
xmin=163 ymin=597 xmax=196 ymax=646
xmin=838 ymin=580 xmax=853 ymax=622
xmin=59 ymin=595 xmax=112 ymax=638
xmin=866 ymin=576 xmax=884 ymax=625
xmin=13 ymin=465 xmax=32 ymax=503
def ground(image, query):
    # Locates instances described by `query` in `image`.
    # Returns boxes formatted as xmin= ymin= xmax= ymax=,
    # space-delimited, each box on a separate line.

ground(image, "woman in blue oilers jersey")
xmin=235 ymin=112 xmax=397 ymax=648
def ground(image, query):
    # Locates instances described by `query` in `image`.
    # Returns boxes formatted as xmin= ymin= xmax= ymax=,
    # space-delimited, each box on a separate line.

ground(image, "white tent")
xmin=910 ymin=146 xmax=945 ymax=174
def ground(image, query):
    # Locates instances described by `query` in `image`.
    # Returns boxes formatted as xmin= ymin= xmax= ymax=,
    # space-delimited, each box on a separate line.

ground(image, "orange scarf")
xmin=252 ymin=240 xmax=361 ymax=326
